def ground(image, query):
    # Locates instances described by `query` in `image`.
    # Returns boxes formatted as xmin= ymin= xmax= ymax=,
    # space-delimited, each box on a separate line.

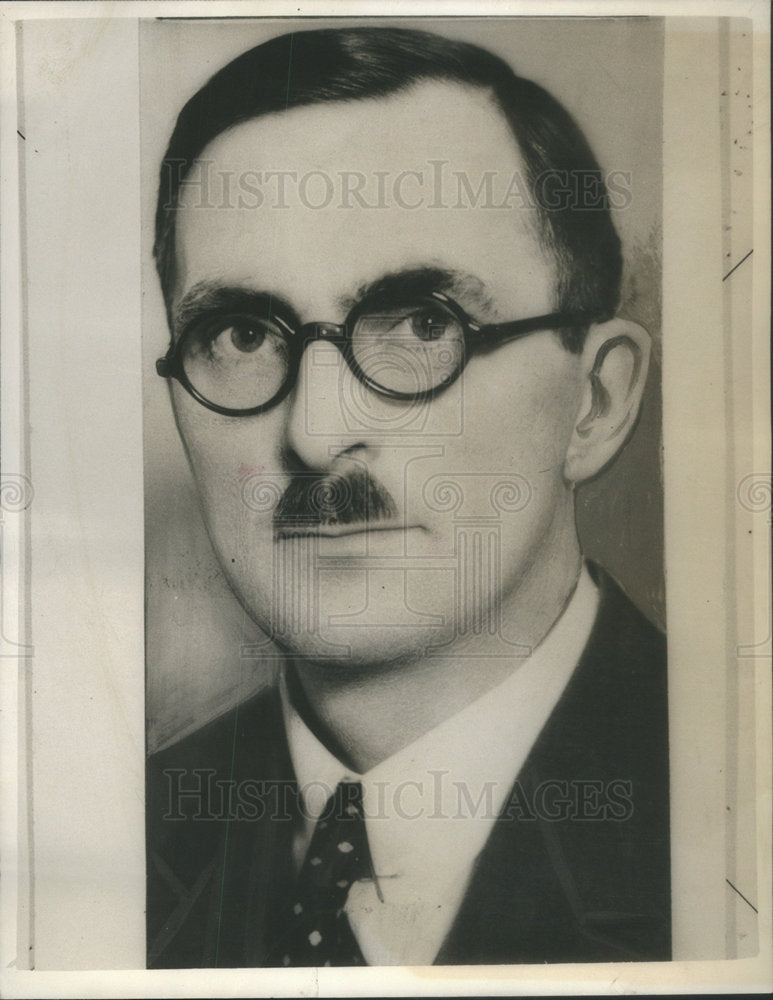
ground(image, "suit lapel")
xmin=148 ymin=684 xmax=302 ymax=968
xmin=212 ymin=684 xmax=301 ymax=966
xmin=438 ymin=567 xmax=670 ymax=964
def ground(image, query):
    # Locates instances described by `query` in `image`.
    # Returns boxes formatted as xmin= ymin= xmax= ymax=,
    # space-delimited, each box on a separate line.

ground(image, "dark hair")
xmin=154 ymin=27 xmax=622 ymax=351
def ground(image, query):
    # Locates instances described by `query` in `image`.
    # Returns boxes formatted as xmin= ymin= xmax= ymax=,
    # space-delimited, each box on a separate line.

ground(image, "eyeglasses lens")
xmin=181 ymin=317 xmax=291 ymax=410
xmin=351 ymin=301 xmax=465 ymax=396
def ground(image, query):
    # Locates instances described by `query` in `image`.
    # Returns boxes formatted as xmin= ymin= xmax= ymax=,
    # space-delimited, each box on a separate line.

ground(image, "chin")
xmin=233 ymin=562 xmax=460 ymax=665
xmin=271 ymin=622 xmax=449 ymax=673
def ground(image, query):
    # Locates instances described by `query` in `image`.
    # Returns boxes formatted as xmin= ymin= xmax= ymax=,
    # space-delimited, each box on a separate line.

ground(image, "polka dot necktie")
xmin=269 ymin=781 xmax=372 ymax=967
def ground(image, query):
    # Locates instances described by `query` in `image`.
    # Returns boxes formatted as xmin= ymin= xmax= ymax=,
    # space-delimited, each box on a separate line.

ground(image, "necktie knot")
xmin=298 ymin=780 xmax=371 ymax=902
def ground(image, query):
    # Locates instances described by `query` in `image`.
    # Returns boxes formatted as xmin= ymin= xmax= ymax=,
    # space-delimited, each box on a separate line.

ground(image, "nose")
xmin=283 ymin=338 xmax=360 ymax=471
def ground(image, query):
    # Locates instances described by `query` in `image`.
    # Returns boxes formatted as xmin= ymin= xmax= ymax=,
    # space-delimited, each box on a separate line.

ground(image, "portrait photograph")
xmin=0 ymin=1 xmax=770 ymax=997
xmin=143 ymin=15 xmax=670 ymax=970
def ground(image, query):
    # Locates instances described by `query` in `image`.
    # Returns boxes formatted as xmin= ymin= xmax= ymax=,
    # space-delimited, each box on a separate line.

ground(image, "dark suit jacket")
xmin=147 ymin=565 xmax=670 ymax=967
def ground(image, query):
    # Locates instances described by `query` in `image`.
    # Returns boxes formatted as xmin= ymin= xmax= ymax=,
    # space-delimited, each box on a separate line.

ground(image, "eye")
xmin=184 ymin=314 xmax=283 ymax=363
xmin=225 ymin=322 xmax=266 ymax=354
xmin=409 ymin=307 xmax=453 ymax=341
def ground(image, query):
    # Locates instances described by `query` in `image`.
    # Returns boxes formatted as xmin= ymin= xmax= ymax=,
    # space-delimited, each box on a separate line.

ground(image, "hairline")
xmin=160 ymin=79 xmax=566 ymax=324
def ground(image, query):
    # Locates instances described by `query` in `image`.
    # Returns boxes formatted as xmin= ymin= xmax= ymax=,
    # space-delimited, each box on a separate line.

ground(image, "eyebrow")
xmin=172 ymin=266 xmax=498 ymax=338
xmin=172 ymin=282 xmax=298 ymax=340
xmin=345 ymin=267 xmax=497 ymax=318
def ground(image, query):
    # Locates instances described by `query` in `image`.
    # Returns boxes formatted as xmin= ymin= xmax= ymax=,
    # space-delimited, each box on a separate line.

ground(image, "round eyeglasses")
xmin=156 ymin=290 xmax=590 ymax=417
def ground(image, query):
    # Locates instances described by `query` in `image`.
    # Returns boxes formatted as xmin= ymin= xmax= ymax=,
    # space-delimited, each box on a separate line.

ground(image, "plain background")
xmin=142 ymin=16 xmax=666 ymax=751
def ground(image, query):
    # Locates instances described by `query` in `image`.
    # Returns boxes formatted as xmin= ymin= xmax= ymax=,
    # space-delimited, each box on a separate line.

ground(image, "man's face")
xmin=169 ymin=80 xmax=586 ymax=666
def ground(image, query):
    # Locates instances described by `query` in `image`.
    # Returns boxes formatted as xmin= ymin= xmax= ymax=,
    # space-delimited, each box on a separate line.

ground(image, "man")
xmin=146 ymin=26 xmax=669 ymax=968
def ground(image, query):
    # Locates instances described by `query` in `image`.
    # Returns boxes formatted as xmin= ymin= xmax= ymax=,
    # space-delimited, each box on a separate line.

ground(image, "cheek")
xmin=401 ymin=356 xmax=580 ymax=566
xmin=172 ymin=391 xmax=286 ymax=534
xmin=452 ymin=351 xmax=581 ymax=475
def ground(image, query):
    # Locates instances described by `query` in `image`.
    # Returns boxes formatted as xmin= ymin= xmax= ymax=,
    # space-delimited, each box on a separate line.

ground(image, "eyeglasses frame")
xmin=155 ymin=290 xmax=592 ymax=418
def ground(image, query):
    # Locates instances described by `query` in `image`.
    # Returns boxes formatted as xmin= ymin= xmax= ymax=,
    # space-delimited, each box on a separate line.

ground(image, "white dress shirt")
xmin=280 ymin=565 xmax=599 ymax=966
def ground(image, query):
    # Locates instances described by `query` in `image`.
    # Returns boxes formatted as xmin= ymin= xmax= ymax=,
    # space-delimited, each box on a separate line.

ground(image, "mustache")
xmin=273 ymin=470 xmax=398 ymax=534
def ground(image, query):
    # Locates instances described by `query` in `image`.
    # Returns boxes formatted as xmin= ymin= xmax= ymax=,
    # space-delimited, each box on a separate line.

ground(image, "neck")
xmin=289 ymin=527 xmax=583 ymax=774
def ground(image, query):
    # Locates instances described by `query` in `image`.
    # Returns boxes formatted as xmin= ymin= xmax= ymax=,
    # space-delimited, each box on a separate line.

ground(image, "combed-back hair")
xmin=154 ymin=27 xmax=622 ymax=351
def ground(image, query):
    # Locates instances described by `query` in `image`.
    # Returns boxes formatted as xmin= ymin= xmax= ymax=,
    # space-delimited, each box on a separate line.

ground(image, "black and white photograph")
xmin=0 ymin=2 xmax=770 ymax=996
xmin=145 ymin=18 xmax=669 ymax=969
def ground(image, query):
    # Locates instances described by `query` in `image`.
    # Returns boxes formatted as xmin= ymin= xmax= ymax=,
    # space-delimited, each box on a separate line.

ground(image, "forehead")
xmin=173 ymin=79 xmax=556 ymax=318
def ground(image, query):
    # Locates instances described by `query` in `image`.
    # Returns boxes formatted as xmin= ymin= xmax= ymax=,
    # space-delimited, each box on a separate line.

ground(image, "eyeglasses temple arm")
xmin=475 ymin=311 xmax=593 ymax=345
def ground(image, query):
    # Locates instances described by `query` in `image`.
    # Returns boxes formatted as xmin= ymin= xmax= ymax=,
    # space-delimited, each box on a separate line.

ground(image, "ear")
xmin=563 ymin=318 xmax=651 ymax=485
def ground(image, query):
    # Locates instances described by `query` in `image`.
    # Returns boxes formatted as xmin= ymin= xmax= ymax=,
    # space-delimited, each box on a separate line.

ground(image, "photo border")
xmin=0 ymin=1 xmax=770 ymax=996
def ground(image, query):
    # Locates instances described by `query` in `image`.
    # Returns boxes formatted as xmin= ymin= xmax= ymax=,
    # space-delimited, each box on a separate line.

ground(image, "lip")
xmin=275 ymin=523 xmax=421 ymax=540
